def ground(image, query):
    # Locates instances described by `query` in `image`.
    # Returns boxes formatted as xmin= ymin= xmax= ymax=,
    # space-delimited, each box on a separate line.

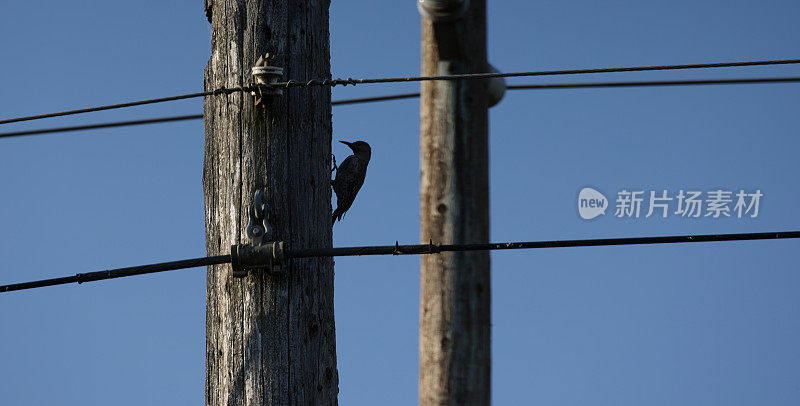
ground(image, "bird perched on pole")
xmin=332 ymin=140 xmax=371 ymax=223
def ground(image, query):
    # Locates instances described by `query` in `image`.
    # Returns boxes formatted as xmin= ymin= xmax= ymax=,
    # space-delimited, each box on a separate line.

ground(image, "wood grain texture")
xmin=203 ymin=1 xmax=337 ymax=404
xmin=419 ymin=0 xmax=491 ymax=404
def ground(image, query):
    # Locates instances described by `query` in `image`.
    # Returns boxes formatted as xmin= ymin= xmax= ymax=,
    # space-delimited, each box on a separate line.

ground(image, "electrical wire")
xmin=332 ymin=92 xmax=421 ymax=105
xmin=0 ymin=255 xmax=231 ymax=292
xmin=286 ymin=231 xmax=800 ymax=258
xmin=3 ymin=76 xmax=800 ymax=139
xmin=505 ymin=77 xmax=800 ymax=90
xmin=0 ymin=89 xmax=239 ymax=126
xmin=274 ymin=59 xmax=800 ymax=88
xmin=0 ymin=114 xmax=204 ymax=139
xmin=1 ymin=58 xmax=798 ymax=125
xmin=2 ymin=231 xmax=798 ymax=293
xmin=0 ymin=94 xmax=421 ymax=138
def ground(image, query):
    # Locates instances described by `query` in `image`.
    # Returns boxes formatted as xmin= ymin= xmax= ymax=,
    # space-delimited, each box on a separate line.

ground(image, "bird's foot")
xmin=331 ymin=154 xmax=337 ymax=173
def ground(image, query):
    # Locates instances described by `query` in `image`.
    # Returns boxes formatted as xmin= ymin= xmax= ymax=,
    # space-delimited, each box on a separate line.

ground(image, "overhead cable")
xmin=3 ymin=76 xmax=800 ymax=138
xmin=2 ymin=58 xmax=798 ymax=125
xmin=2 ymin=231 xmax=798 ymax=293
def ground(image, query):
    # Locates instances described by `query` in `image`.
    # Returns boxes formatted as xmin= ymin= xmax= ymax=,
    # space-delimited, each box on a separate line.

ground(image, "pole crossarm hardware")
xmin=2 ymin=231 xmax=799 ymax=293
xmin=230 ymin=188 xmax=284 ymax=277
xmin=250 ymin=54 xmax=284 ymax=107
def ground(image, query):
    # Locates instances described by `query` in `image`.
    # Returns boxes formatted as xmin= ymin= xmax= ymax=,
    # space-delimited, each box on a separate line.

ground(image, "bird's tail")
xmin=332 ymin=207 xmax=343 ymax=224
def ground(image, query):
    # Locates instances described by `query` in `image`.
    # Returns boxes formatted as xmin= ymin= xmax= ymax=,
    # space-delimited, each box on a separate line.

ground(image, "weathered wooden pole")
xmin=203 ymin=1 xmax=337 ymax=404
xmin=419 ymin=0 xmax=491 ymax=404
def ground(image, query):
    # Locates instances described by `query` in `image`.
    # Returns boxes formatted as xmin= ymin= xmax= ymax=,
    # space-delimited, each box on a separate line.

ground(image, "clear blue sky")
xmin=1 ymin=0 xmax=799 ymax=405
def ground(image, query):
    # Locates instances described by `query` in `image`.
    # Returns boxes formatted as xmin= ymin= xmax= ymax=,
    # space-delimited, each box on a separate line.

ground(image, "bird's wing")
xmin=333 ymin=156 xmax=367 ymax=208
xmin=345 ymin=157 xmax=367 ymax=197
xmin=333 ymin=156 xmax=358 ymax=192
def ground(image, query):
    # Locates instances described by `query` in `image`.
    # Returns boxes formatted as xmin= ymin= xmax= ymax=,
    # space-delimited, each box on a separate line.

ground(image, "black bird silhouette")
xmin=332 ymin=140 xmax=371 ymax=223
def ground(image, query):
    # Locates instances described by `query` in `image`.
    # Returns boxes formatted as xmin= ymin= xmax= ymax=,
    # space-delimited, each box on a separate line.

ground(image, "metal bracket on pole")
xmin=417 ymin=1 xmax=504 ymax=107
xmin=231 ymin=189 xmax=285 ymax=277
xmin=247 ymin=188 xmax=272 ymax=247
xmin=487 ymin=64 xmax=506 ymax=107
xmin=251 ymin=54 xmax=283 ymax=108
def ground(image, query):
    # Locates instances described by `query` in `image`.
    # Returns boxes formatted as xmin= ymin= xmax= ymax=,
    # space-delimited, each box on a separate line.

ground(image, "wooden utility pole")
xmin=203 ymin=1 xmax=337 ymax=405
xmin=419 ymin=0 xmax=491 ymax=404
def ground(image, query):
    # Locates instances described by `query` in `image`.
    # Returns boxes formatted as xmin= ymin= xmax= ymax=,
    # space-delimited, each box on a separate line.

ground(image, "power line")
xmin=274 ymin=58 xmax=800 ymax=88
xmin=332 ymin=77 xmax=800 ymax=102
xmin=2 ymin=230 xmax=798 ymax=293
xmin=0 ymin=255 xmax=230 ymax=292
xmin=0 ymin=114 xmax=204 ymax=139
xmin=505 ymin=76 xmax=800 ymax=90
xmin=0 ymin=94 xmax=422 ymax=138
xmin=3 ymin=76 xmax=800 ymax=139
xmin=1 ymin=58 xmax=798 ymax=125
xmin=332 ymin=92 xmax=421 ymax=105
xmin=287 ymin=231 xmax=800 ymax=258
xmin=0 ymin=89 xmax=238 ymax=126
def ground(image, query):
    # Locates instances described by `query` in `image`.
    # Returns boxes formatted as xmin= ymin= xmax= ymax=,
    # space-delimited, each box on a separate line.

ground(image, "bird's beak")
xmin=339 ymin=140 xmax=353 ymax=149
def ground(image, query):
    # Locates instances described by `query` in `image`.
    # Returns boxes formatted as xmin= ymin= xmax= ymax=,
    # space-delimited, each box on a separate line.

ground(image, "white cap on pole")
xmin=417 ymin=0 xmax=469 ymax=21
